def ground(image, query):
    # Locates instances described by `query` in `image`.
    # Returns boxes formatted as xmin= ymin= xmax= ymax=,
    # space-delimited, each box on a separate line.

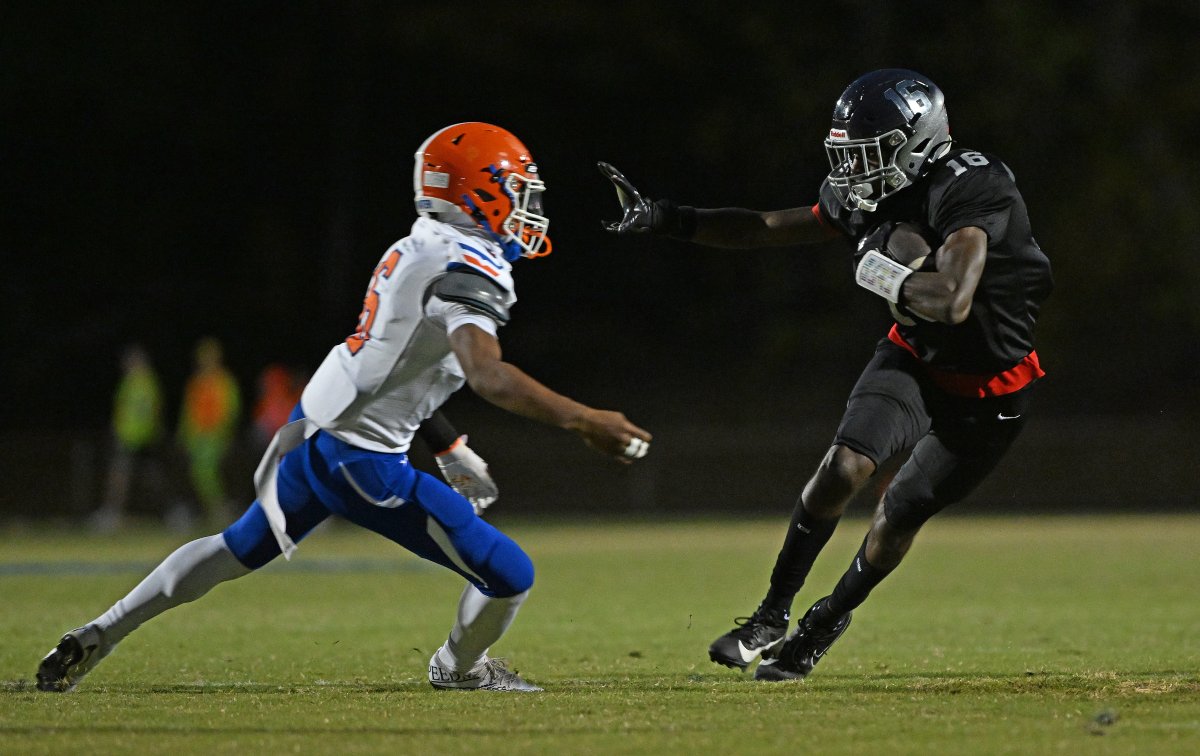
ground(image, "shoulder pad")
xmin=428 ymin=269 xmax=512 ymax=324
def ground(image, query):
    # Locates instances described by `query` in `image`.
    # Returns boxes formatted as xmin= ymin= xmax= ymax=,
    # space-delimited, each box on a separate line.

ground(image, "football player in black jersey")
xmin=601 ymin=69 xmax=1053 ymax=680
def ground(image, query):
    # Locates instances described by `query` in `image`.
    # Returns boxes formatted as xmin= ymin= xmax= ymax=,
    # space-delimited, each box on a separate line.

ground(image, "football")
xmin=885 ymin=221 xmax=937 ymax=268
xmin=884 ymin=222 xmax=939 ymax=326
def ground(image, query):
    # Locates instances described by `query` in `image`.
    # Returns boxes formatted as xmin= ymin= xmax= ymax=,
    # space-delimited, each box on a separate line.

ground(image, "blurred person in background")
xmin=250 ymin=364 xmax=304 ymax=451
xmin=87 ymin=344 xmax=169 ymax=532
xmin=36 ymin=122 xmax=651 ymax=694
xmin=235 ymin=363 xmax=306 ymax=511
xmin=602 ymin=69 xmax=1052 ymax=681
xmin=176 ymin=337 xmax=242 ymax=530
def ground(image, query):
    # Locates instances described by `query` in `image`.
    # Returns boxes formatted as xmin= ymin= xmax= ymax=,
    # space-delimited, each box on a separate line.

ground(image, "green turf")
xmin=2 ymin=515 xmax=1198 ymax=754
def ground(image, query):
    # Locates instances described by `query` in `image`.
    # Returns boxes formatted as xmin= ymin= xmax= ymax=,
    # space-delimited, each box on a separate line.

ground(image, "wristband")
xmin=855 ymin=250 xmax=913 ymax=303
xmin=653 ymin=199 xmax=697 ymax=240
xmin=417 ymin=411 xmax=460 ymax=455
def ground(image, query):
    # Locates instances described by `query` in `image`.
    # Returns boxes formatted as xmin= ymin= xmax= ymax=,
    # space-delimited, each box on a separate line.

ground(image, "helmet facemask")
xmin=825 ymin=128 xmax=911 ymax=212
xmin=498 ymin=170 xmax=551 ymax=259
xmin=458 ymin=167 xmax=551 ymax=262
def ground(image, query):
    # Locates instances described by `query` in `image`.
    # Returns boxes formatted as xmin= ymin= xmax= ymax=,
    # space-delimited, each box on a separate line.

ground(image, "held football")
xmin=883 ymin=222 xmax=938 ymax=325
xmin=884 ymin=222 xmax=937 ymax=267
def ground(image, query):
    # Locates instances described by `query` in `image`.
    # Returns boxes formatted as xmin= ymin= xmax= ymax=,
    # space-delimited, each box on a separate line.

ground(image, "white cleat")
xmin=36 ymin=624 xmax=114 ymax=692
xmin=428 ymin=650 xmax=542 ymax=692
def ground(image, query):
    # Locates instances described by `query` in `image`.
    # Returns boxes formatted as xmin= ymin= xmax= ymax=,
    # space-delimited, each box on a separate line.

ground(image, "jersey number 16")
xmin=946 ymin=151 xmax=989 ymax=176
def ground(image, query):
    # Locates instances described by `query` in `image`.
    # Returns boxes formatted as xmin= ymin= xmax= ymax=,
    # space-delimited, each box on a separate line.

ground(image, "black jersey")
xmin=818 ymin=148 xmax=1053 ymax=375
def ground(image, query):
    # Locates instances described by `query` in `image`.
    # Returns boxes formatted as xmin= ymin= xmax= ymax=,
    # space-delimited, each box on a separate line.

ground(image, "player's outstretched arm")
xmin=598 ymin=161 xmax=833 ymax=249
xmin=449 ymin=324 xmax=652 ymax=464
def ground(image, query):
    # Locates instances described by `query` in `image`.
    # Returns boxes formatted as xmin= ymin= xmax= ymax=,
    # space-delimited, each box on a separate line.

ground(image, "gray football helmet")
xmin=824 ymin=69 xmax=952 ymax=211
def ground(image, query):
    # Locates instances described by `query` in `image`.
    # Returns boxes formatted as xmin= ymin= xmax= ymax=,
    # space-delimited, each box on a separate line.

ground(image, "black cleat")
xmin=708 ymin=605 xmax=789 ymax=670
xmin=754 ymin=597 xmax=851 ymax=681
xmin=36 ymin=625 xmax=110 ymax=692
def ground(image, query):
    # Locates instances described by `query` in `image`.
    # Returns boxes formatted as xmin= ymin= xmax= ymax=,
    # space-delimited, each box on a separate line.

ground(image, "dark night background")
xmin=3 ymin=1 xmax=1198 ymax=518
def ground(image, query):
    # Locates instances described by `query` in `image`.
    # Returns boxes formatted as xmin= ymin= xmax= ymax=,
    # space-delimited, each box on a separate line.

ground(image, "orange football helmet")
xmin=413 ymin=122 xmax=551 ymax=260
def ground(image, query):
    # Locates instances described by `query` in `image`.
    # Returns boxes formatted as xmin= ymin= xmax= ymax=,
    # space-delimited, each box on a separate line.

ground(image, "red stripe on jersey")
xmin=887 ymin=324 xmax=1045 ymax=398
xmin=462 ymin=253 xmax=500 ymax=278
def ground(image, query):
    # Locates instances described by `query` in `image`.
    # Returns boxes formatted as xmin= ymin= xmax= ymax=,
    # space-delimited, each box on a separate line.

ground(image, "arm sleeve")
xmin=416 ymin=410 xmax=460 ymax=454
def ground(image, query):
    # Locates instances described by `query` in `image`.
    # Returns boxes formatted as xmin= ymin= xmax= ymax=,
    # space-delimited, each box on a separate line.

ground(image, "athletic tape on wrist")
xmin=855 ymin=250 xmax=913 ymax=303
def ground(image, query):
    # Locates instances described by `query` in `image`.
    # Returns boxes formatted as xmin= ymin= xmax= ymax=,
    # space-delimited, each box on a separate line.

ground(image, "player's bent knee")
xmin=882 ymin=480 xmax=939 ymax=531
xmin=824 ymin=446 xmax=876 ymax=489
xmin=484 ymin=537 xmax=535 ymax=598
xmin=222 ymin=503 xmax=280 ymax=570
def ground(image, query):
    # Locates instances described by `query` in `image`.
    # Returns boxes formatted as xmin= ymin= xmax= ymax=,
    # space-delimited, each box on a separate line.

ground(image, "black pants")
xmin=834 ymin=341 xmax=1032 ymax=529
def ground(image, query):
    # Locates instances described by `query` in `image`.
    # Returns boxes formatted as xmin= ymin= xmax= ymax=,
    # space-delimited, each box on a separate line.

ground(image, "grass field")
xmin=2 ymin=514 xmax=1198 ymax=754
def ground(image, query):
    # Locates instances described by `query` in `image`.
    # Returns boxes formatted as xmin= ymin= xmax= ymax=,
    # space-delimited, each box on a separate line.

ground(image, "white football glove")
xmin=435 ymin=436 xmax=498 ymax=515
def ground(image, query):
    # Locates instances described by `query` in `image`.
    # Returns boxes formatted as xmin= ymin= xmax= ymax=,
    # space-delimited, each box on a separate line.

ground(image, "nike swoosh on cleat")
xmin=997 ymin=413 xmax=1022 ymax=421
xmin=737 ymin=641 xmax=762 ymax=662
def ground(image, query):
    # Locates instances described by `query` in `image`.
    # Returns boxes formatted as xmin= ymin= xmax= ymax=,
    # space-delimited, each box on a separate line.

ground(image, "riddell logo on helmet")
xmin=829 ymin=129 xmax=848 ymax=140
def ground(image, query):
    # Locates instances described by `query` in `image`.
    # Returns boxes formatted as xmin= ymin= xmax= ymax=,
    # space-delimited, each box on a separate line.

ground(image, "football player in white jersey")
xmin=37 ymin=122 xmax=652 ymax=693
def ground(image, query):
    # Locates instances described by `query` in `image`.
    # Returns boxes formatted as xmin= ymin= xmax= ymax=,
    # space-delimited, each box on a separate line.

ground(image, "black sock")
xmin=814 ymin=536 xmax=893 ymax=625
xmin=761 ymin=501 xmax=840 ymax=615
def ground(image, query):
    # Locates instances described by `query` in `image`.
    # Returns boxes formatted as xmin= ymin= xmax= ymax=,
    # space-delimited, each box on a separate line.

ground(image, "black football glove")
xmin=597 ymin=162 xmax=688 ymax=237
xmin=853 ymin=221 xmax=898 ymax=270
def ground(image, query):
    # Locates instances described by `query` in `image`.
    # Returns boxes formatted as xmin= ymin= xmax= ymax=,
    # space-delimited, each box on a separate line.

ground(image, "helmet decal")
xmin=423 ymin=171 xmax=450 ymax=189
xmin=883 ymin=80 xmax=933 ymax=122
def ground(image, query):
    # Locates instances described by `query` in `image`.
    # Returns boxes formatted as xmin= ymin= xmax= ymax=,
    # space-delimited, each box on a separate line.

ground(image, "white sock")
xmin=92 ymin=534 xmax=251 ymax=644
xmin=440 ymin=585 xmax=528 ymax=670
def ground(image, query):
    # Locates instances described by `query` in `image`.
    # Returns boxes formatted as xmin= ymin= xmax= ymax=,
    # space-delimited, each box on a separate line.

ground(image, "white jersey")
xmin=301 ymin=217 xmax=517 ymax=453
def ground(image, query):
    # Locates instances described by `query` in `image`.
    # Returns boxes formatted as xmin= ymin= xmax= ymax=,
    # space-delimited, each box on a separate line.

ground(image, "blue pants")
xmin=223 ymin=425 xmax=533 ymax=598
